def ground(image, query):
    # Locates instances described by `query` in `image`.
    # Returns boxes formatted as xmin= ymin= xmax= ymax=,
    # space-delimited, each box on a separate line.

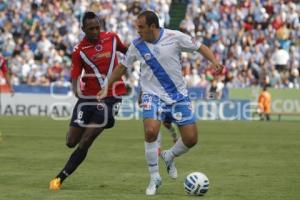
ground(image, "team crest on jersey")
xmin=143 ymin=102 xmax=152 ymax=110
xmin=143 ymin=53 xmax=152 ymax=61
xmin=95 ymin=44 xmax=102 ymax=51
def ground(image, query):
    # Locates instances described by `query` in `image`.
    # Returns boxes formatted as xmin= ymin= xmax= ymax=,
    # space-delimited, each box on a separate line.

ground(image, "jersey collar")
xmin=151 ymin=28 xmax=164 ymax=44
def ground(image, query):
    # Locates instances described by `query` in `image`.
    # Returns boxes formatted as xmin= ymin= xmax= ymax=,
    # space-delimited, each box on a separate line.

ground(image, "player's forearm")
xmin=107 ymin=64 xmax=127 ymax=88
xmin=198 ymin=44 xmax=219 ymax=65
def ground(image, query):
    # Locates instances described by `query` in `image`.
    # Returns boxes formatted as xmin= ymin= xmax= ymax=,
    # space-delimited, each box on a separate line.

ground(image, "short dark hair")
xmin=82 ymin=11 xmax=98 ymax=27
xmin=138 ymin=10 xmax=159 ymax=28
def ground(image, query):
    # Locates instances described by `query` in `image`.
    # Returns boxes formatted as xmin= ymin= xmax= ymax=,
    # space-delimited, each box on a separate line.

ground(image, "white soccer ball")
xmin=184 ymin=172 xmax=209 ymax=196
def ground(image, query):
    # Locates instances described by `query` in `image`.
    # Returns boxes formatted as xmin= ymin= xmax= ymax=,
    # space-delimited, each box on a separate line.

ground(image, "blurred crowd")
xmin=0 ymin=0 xmax=171 ymax=87
xmin=180 ymin=0 xmax=299 ymax=89
xmin=0 ymin=0 xmax=299 ymax=91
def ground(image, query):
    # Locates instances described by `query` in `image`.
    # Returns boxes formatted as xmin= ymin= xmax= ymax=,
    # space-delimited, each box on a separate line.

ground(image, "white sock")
xmin=156 ymin=132 xmax=162 ymax=149
xmin=167 ymin=137 xmax=189 ymax=160
xmin=145 ymin=141 xmax=160 ymax=178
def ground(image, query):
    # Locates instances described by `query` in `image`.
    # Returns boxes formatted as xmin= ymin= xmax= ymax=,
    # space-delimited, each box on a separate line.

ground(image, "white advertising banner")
xmin=0 ymin=93 xmax=76 ymax=119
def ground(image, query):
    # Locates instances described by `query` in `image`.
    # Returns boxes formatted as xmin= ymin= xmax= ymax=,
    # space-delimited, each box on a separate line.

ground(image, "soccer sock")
xmin=56 ymin=147 xmax=88 ymax=182
xmin=167 ymin=137 xmax=189 ymax=160
xmin=145 ymin=141 xmax=160 ymax=178
xmin=156 ymin=132 xmax=162 ymax=149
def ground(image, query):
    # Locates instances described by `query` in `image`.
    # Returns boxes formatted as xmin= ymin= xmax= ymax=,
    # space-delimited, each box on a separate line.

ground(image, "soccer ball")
xmin=184 ymin=172 xmax=209 ymax=196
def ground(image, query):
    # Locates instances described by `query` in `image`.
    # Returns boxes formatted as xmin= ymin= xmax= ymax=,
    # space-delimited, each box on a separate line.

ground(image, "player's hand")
xmin=212 ymin=63 xmax=225 ymax=76
xmin=97 ymin=86 xmax=108 ymax=102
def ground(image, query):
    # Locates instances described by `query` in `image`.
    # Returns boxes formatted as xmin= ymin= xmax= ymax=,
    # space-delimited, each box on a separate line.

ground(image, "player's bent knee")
xmin=65 ymin=132 xmax=78 ymax=148
xmin=183 ymin=136 xmax=198 ymax=148
xmin=66 ymin=140 xmax=77 ymax=148
xmin=144 ymin=127 xmax=159 ymax=141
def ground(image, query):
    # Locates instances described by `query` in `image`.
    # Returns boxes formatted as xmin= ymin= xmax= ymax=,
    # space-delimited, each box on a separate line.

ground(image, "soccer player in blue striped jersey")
xmin=97 ymin=10 xmax=223 ymax=195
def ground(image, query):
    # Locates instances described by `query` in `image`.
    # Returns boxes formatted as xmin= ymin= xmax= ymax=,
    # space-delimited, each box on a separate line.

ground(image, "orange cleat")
xmin=49 ymin=177 xmax=62 ymax=190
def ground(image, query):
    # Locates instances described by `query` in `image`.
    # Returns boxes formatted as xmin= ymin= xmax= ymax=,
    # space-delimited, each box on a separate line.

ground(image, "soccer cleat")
xmin=49 ymin=177 xmax=62 ymax=190
xmin=145 ymin=176 xmax=162 ymax=195
xmin=160 ymin=150 xmax=178 ymax=179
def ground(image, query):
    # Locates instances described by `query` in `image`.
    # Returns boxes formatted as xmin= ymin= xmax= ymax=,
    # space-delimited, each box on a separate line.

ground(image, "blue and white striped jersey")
xmin=122 ymin=28 xmax=201 ymax=104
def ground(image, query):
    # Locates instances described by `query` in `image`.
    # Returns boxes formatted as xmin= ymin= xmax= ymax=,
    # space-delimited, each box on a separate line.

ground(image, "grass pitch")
xmin=0 ymin=116 xmax=299 ymax=200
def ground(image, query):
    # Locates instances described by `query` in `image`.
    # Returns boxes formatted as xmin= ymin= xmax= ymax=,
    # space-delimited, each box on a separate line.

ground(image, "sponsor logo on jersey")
xmin=101 ymin=37 xmax=111 ymax=43
xmin=92 ymin=52 xmax=111 ymax=61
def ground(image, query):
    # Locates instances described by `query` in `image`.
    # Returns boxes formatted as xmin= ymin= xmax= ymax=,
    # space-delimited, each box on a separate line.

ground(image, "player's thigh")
xmin=143 ymin=118 xmax=161 ymax=142
xmin=66 ymin=126 xmax=85 ymax=148
xmin=69 ymin=98 xmax=93 ymax=128
xmin=178 ymin=123 xmax=198 ymax=148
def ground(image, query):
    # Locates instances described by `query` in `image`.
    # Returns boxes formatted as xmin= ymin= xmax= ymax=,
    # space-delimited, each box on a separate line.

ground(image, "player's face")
xmin=82 ymin=18 xmax=100 ymax=43
xmin=136 ymin=16 xmax=155 ymax=42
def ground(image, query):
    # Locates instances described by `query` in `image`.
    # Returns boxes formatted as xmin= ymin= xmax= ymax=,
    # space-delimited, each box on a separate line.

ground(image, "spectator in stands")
xmin=180 ymin=0 xmax=299 ymax=89
xmin=271 ymin=44 xmax=290 ymax=73
xmin=0 ymin=0 xmax=298 ymax=90
xmin=0 ymin=52 xmax=14 ymax=95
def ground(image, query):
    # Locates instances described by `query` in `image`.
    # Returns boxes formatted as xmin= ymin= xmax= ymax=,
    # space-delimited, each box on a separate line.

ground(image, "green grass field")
xmin=0 ymin=116 xmax=300 ymax=200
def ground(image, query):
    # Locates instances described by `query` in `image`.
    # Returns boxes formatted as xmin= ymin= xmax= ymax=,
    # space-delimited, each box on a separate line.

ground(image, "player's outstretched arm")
xmin=198 ymin=44 xmax=224 ymax=74
xmin=97 ymin=63 xmax=127 ymax=101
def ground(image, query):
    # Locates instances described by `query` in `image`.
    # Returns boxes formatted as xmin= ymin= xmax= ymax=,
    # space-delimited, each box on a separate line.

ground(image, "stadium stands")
xmin=0 ymin=0 xmax=299 ymax=90
xmin=180 ymin=0 xmax=299 ymax=89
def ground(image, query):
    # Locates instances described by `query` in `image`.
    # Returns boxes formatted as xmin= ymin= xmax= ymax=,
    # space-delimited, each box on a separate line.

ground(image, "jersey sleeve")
xmin=114 ymin=33 xmax=128 ymax=54
xmin=70 ymin=45 xmax=83 ymax=79
xmin=121 ymin=43 xmax=138 ymax=70
xmin=177 ymin=31 xmax=201 ymax=53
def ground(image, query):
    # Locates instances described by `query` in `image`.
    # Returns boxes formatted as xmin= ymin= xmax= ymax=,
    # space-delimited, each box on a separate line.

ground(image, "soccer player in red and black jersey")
xmin=49 ymin=11 xmax=127 ymax=190
xmin=0 ymin=53 xmax=14 ymax=96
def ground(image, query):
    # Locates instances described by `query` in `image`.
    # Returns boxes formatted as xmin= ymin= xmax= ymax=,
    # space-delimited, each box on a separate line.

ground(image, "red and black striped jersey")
xmin=71 ymin=32 xmax=127 ymax=97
